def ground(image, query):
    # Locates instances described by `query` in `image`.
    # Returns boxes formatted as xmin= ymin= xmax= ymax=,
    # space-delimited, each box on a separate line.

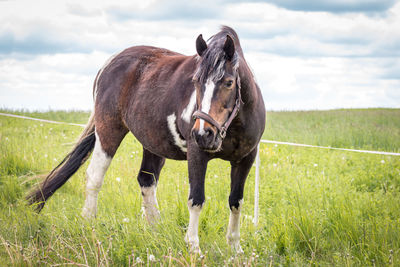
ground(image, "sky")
xmin=0 ymin=0 xmax=399 ymax=111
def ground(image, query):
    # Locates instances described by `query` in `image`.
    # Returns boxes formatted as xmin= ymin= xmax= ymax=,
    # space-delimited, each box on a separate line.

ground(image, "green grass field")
xmin=0 ymin=108 xmax=399 ymax=266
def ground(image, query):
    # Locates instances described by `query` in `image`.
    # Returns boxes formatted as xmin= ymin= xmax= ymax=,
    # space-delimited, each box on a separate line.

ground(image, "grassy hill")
xmin=1 ymin=108 xmax=399 ymax=266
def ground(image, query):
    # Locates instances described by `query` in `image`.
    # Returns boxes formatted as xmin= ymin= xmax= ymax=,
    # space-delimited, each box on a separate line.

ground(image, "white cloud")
xmin=0 ymin=0 xmax=399 ymax=111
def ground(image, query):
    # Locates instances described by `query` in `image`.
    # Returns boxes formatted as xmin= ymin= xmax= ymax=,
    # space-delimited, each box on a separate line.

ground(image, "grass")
xmin=0 ymin=108 xmax=399 ymax=266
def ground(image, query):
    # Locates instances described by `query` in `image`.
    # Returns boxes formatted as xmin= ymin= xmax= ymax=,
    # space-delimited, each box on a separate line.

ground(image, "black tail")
xmin=27 ymin=113 xmax=96 ymax=212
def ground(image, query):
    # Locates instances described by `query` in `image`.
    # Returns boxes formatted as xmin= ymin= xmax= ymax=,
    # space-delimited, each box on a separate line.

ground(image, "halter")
xmin=192 ymin=80 xmax=242 ymax=139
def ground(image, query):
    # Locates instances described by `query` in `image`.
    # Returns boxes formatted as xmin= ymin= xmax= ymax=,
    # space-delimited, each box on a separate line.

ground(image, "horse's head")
xmin=191 ymin=33 xmax=241 ymax=152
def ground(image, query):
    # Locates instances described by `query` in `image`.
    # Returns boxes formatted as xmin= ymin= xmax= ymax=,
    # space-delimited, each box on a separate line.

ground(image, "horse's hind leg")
xmin=227 ymin=148 xmax=257 ymax=254
xmin=137 ymin=148 xmax=165 ymax=224
xmin=82 ymin=126 xmax=127 ymax=219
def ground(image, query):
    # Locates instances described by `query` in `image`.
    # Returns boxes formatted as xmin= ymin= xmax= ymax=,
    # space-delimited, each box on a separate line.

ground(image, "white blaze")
xmin=199 ymin=79 xmax=215 ymax=135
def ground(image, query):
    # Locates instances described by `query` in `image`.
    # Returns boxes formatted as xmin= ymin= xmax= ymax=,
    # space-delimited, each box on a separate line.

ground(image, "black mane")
xmin=193 ymin=26 xmax=241 ymax=84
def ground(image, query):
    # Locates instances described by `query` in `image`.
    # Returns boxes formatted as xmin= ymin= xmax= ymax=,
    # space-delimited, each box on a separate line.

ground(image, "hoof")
xmin=141 ymin=206 xmax=160 ymax=225
xmin=81 ymin=208 xmax=96 ymax=220
xmin=231 ymin=243 xmax=244 ymax=255
xmin=227 ymin=235 xmax=244 ymax=255
xmin=185 ymin=233 xmax=201 ymax=254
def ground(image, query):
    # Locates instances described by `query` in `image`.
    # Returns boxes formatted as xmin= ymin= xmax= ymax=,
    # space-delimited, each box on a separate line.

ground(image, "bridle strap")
xmin=192 ymin=83 xmax=242 ymax=139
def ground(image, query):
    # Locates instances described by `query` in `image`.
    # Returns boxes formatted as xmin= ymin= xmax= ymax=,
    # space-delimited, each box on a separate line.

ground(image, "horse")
xmin=27 ymin=26 xmax=266 ymax=254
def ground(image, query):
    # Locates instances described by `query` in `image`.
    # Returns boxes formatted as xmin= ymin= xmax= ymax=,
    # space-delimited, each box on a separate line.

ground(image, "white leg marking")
xmin=82 ymin=132 xmax=112 ymax=219
xmin=141 ymin=184 xmax=160 ymax=224
xmin=94 ymin=53 xmax=118 ymax=100
xmin=226 ymin=199 xmax=244 ymax=254
xmin=167 ymin=113 xmax=187 ymax=153
xmin=199 ymin=80 xmax=215 ymax=135
xmin=181 ymin=90 xmax=197 ymax=123
xmin=185 ymin=199 xmax=202 ymax=254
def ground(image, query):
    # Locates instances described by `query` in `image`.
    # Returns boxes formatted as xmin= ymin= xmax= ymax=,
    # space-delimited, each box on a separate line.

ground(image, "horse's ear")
xmin=223 ymin=35 xmax=235 ymax=61
xmin=196 ymin=34 xmax=207 ymax=56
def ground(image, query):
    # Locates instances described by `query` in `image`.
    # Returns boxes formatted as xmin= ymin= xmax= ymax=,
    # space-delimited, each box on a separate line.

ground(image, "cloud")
xmin=259 ymin=0 xmax=397 ymax=13
xmin=228 ymin=2 xmax=400 ymax=58
xmin=66 ymin=3 xmax=103 ymax=17
xmin=0 ymin=51 xmax=109 ymax=110
xmin=0 ymin=0 xmax=399 ymax=111
xmin=106 ymin=0 xmax=221 ymax=21
xmin=0 ymin=31 xmax=91 ymax=55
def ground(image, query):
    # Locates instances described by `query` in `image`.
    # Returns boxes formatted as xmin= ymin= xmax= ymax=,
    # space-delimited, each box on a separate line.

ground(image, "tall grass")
xmin=264 ymin=109 xmax=400 ymax=152
xmin=0 ymin=108 xmax=399 ymax=266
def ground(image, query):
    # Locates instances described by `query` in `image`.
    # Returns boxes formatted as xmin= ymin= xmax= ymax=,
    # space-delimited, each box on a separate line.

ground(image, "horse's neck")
xmin=239 ymin=64 xmax=259 ymax=110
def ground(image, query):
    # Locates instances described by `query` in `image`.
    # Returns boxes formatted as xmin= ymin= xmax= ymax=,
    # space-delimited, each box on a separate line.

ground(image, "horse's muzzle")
xmin=191 ymin=126 xmax=221 ymax=152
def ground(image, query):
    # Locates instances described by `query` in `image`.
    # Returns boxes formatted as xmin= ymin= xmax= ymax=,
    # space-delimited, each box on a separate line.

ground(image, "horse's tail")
xmin=27 ymin=112 xmax=96 ymax=212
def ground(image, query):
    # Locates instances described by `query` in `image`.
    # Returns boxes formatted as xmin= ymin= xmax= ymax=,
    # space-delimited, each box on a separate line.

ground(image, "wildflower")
xmin=45 ymin=136 xmax=48 ymax=139
xmin=44 ymin=154 xmax=48 ymax=158
xmin=40 ymin=123 xmax=43 ymax=127
xmin=136 ymin=256 xmax=143 ymax=264
xmin=123 ymin=218 xmax=129 ymax=223
xmin=5 ymin=137 xmax=9 ymax=141
xmin=149 ymin=254 xmax=156 ymax=262
xmin=273 ymin=163 xmax=277 ymax=167
xmin=314 ymin=163 xmax=318 ymax=167
xmin=381 ymin=160 xmax=385 ymax=164
xmin=274 ymin=144 xmax=278 ymax=147
xmin=116 ymin=177 xmax=121 ymax=182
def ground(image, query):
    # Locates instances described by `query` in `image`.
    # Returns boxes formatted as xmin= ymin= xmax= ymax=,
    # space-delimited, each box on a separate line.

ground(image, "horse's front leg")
xmin=137 ymin=148 xmax=165 ymax=224
xmin=227 ymin=148 xmax=257 ymax=254
xmin=185 ymin=142 xmax=209 ymax=254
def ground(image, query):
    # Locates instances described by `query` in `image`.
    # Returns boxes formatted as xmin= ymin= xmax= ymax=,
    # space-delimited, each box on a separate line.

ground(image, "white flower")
xmin=149 ymin=254 xmax=156 ymax=262
xmin=40 ymin=123 xmax=43 ymax=127
xmin=274 ymin=144 xmax=278 ymax=147
xmin=116 ymin=177 xmax=121 ymax=182
xmin=136 ymin=257 xmax=143 ymax=263
xmin=381 ymin=160 xmax=385 ymax=164
xmin=123 ymin=218 xmax=129 ymax=223
xmin=273 ymin=163 xmax=277 ymax=167
xmin=44 ymin=154 xmax=48 ymax=158
xmin=314 ymin=163 xmax=318 ymax=167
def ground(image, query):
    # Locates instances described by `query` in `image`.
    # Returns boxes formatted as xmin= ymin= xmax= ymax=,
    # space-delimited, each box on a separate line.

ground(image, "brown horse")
xmin=28 ymin=26 xmax=266 ymax=254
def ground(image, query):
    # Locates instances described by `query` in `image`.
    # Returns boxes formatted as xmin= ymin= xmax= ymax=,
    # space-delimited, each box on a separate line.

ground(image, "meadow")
xmin=0 ymin=108 xmax=399 ymax=266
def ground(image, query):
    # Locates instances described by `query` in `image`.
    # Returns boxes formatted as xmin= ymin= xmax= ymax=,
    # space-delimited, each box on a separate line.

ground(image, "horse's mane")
xmin=193 ymin=26 xmax=242 ymax=84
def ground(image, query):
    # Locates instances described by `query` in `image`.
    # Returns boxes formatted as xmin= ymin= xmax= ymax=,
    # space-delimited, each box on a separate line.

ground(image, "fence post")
xmin=253 ymin=143 xmax=260 ymax=226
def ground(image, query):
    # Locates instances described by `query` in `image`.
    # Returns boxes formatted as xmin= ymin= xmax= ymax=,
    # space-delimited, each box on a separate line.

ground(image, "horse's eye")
xmin=225 ymin=80 xmax=233 ymax=88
